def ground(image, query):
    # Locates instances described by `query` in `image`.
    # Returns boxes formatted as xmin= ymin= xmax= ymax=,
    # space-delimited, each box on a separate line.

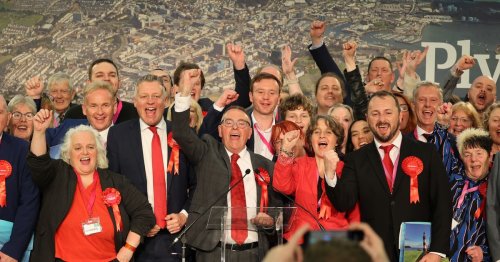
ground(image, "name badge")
xmin=82 ymin=217 xmax=102 ymax=236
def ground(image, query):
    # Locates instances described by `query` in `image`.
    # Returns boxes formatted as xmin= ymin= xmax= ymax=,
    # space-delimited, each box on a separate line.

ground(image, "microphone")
xmin=254 ymin=169 xmax=325 ymax=231
xmin=169 ymin=168 xmax=252 ymax=250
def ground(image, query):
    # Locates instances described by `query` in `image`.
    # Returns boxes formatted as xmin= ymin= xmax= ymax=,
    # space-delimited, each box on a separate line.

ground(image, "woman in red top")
xmin=273 ymin=115 xmax=360 ymax=242
xmin=28 ymin=109 xmax=155 ymax=262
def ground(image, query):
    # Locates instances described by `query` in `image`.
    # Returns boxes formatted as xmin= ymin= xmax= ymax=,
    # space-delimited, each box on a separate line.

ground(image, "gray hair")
xmin=47 ymin=72 xmax=73 ymax=91
xmin=83 ymin=81 xmax=117 ymax=104
xmin=134 ymin=74 xmax=166 ymax=98
xmin=60 ymin=125 xmax=108 ymax=169
xmin=412 ymin=81 xmax=443 ymax=102
xmin=7 ymin=95 xmax=36 ymax=114
xmin=0 ymin=95 xmax=8 ymax=111
xmin=327 ymin=103 xmax=354 ymax=121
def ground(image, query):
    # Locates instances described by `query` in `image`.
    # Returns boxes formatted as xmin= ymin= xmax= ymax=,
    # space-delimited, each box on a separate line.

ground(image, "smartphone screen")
xmin=303 ymin=230 xmax=364 ymax=247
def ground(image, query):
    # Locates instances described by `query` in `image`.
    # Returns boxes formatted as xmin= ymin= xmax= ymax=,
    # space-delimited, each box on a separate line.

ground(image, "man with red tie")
xmin=107 ymin=75 xmax=196 ymax=261
xmin=172 ymin=69 xmax=280 ymax=261
xmin=326 ymin=91 xmax=452 ymax=261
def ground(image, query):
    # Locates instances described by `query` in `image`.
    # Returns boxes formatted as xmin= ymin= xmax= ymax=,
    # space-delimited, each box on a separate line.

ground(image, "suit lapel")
xmin=249 ymin=151 xmax=261 ymax=205
xmin=219 ymin=144 xmax=232 ymax=184
xmin=166 ymin=125 xmax=173 ymax=192
xmin=131 ymin=120 xmax=148 ymax=188
xmin=367 ymin=143 xmax=392 ymax=194
xmin=392 ymin=137 xmax=411 ymax=195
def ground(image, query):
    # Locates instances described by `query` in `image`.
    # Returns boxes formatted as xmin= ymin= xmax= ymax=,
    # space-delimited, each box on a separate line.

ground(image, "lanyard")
xmin=75 ymin=169 xmax=99 ymax=217
xmin=112 ymin=99 xmax=123 ymax=124
xmin=253 ymin=123 xmax=274 ymax=155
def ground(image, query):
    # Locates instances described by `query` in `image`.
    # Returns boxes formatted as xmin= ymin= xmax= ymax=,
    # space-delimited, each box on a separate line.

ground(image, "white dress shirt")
xmin=416 ymin=125 xmax=432 ymax=143
xmin=251 ymin=113 xmax=275 ymax=161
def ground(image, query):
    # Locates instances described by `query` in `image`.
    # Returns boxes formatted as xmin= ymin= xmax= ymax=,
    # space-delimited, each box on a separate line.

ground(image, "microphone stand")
xmin=168 ymin=169 xmax=252 ymax=259
xmin=254 ymin=169 xmax=326 ymax=231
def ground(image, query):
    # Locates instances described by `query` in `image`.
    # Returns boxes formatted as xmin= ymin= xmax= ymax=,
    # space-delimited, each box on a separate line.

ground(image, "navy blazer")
xmin=107 ymin=119 xmax=196 ymax=216
xmin=0 ymin=133 xmax=39 ymax=260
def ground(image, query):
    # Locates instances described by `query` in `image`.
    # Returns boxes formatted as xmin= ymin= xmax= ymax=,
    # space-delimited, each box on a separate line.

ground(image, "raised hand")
xmin=323 ymin=150 xmax=339 ymax=180
xmin=281 ymin=130 xmax=301 ymax=154
xmin=215 ymin=89 xmax=239 ymax=108
xmin=342 ymin=41 xmax=358 ymax=71
xmin=226 ymin=43 xmax=246 ymax=70
xmin=455 ymin=55 xmax=475 ymax=71
xmin=33 ymin=109 xmax=53 ymax=133
xmin=437 ymin=102 xmax=452 ymax=127
xmin=178 ymin=69 xmax=201 ymax=97
xmin=25 ymin=76 xmax=44 ymax=99
xmin=281 ymin=45 xmax=298 ymax=76
xmin=406 ymin=46 xmax=429 ymax=74
xmin=310 ymin=20 xmax=326 ymax=46
xmin=365 ymin=77 xmax=385 ymax=95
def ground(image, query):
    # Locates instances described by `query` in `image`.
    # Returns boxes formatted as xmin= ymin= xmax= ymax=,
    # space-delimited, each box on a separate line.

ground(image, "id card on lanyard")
xmin=76 ymin=170 xmax=103 ymax=236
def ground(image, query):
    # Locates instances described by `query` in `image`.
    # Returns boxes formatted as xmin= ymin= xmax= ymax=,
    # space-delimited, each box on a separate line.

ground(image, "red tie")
xmin=149 ymin=126 xmax=167 ymax=228
xmin=380 ymin=145 xmax=395 ymax=192
xmin=230 ymin=153 xmax=248 ymax=244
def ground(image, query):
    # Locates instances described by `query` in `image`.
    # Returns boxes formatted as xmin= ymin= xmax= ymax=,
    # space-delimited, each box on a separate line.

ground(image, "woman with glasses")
xmin=7 ymin=95 xmax=36 ymax=141
xmin=448 ymin=102 xmax=482 ymax=136
xmin=273 ymin=115 xmax=359 ymax=243
xmin=393 ymin=92 xmax=416 ymax=135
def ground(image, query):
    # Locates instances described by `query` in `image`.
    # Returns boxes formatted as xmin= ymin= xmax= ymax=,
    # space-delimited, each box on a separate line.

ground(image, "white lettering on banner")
xmin=422 ymin=40 xmax=500 ymax=89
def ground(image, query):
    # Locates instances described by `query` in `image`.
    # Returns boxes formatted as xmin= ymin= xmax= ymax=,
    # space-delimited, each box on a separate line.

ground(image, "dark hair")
xmin=367 ymin=56 xmax=393 ymax=72
xmin=368 ymin=90 xmax=401 ymax=114
xmin=173 ymin=62 xmax=205 ymax=89
xmin=88 ymin=58 xmax=119 ymax=80
xmin=462 ymin=135 xmax=493 ymax=155
xmin=250 ymin=73 xmax=282 ymax=93
xmin=152 ymin=68 xmax=174 ymax=87
xmin=306 ymin=115 xmax=344 ymax=153
xmin=279 ymin=94 xmax=314 ymax=120
xmin=346 ymin=119 xmax=368 ymax=153
xmin=393 ymin=92 xmax=416 ymax=134
xmin=315 ymin=72 xmax=346 ymax=98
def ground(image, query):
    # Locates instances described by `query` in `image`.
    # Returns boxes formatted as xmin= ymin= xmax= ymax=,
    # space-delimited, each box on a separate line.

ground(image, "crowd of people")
xmin=0 ymin=20 xmax=499 ymax=262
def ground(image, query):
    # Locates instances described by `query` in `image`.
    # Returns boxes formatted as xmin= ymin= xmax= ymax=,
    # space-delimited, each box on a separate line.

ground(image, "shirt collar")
xmin=374 ymin=131 xmax=402 ymax=150
xmin=139 ymin=118 xmax=167 ymax=132
xmin=416 ymin=125 xmax=432 ymax=136
xmin=225 ymin=146 xmax=249 ymax=159
xmin=251 ymin=112 xmax=275 ymax=132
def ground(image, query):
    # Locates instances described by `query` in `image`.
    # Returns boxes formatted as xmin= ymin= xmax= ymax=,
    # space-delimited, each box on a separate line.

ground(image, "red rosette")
xmin=255 ymin=168 xmax=270 ymax=213
xmin=103 ymin=188 xmax=122 ymax=231
xmin=0 ymin=160 xmax=12 ymax=207
xmin=401 ymin=156 xmax=423 ymax=204
xmin=475 ymin=182 xmax=488 ymax=219
xmin=167 ymin=132 xmax=180 ymax=176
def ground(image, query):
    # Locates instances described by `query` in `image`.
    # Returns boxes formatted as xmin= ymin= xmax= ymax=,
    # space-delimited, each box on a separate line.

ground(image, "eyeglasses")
xmin=400 ymin=104 xmax=409 ymax=112
xmin=11 ymin=111 xmax=34 ymax=120
xmin=220 ymin=119 xmax=250 ymax=128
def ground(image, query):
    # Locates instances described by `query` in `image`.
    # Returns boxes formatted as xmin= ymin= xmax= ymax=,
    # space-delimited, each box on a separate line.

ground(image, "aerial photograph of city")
xmin=0 ymin=0 xmax=499 ymax=101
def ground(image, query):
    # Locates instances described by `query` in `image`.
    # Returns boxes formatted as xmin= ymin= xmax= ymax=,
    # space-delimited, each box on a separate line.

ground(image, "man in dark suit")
xmin=107 ymin=75 xmax=196 ymax=261
xmin=65 ymin=58 xmax=138 ymax=124
xmin=172 ymin=69 xmax=280 ymax=261
xmin=0 ymin=95 xmax=39 ymax=261
xmin=326 ymin=91 xmax=452 ymax=261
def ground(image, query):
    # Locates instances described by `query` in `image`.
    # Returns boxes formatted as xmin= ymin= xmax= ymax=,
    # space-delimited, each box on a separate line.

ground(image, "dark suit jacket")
xmin=0 ymin=134 xmax=39 ymax=260
xmin=27 ymin=153 xmax=154 ymax=262
xmin=107 ymin=119 xmax=196 ymax=217
xmin=172 ymin=108 xmax=280 ymax=258
xmin=327 ymin=135 xmax=452 ymax=261
xmin=65 ymin=100 xmax=138 ymax=124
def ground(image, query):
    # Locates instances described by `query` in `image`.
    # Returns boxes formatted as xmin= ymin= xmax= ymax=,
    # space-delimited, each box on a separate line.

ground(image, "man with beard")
xmin=325 ymin=91 xmax=452 ymax=261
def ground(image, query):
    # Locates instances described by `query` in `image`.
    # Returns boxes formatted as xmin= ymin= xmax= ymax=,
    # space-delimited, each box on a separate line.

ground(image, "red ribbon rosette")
xmin=255 ymin=168 xmax=270 ymax=213
xmin=0 ymin=160 xmax=12 ymax=207
xmin=103 ymin=188 xmax=122 ymax=231
xmin=474 ymin=182 xmax=487 ymax=219
xmin=401 ymin=156 xmax=423 ymax=204
xmin=167 ymin=132 xmax=180 ymax=176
